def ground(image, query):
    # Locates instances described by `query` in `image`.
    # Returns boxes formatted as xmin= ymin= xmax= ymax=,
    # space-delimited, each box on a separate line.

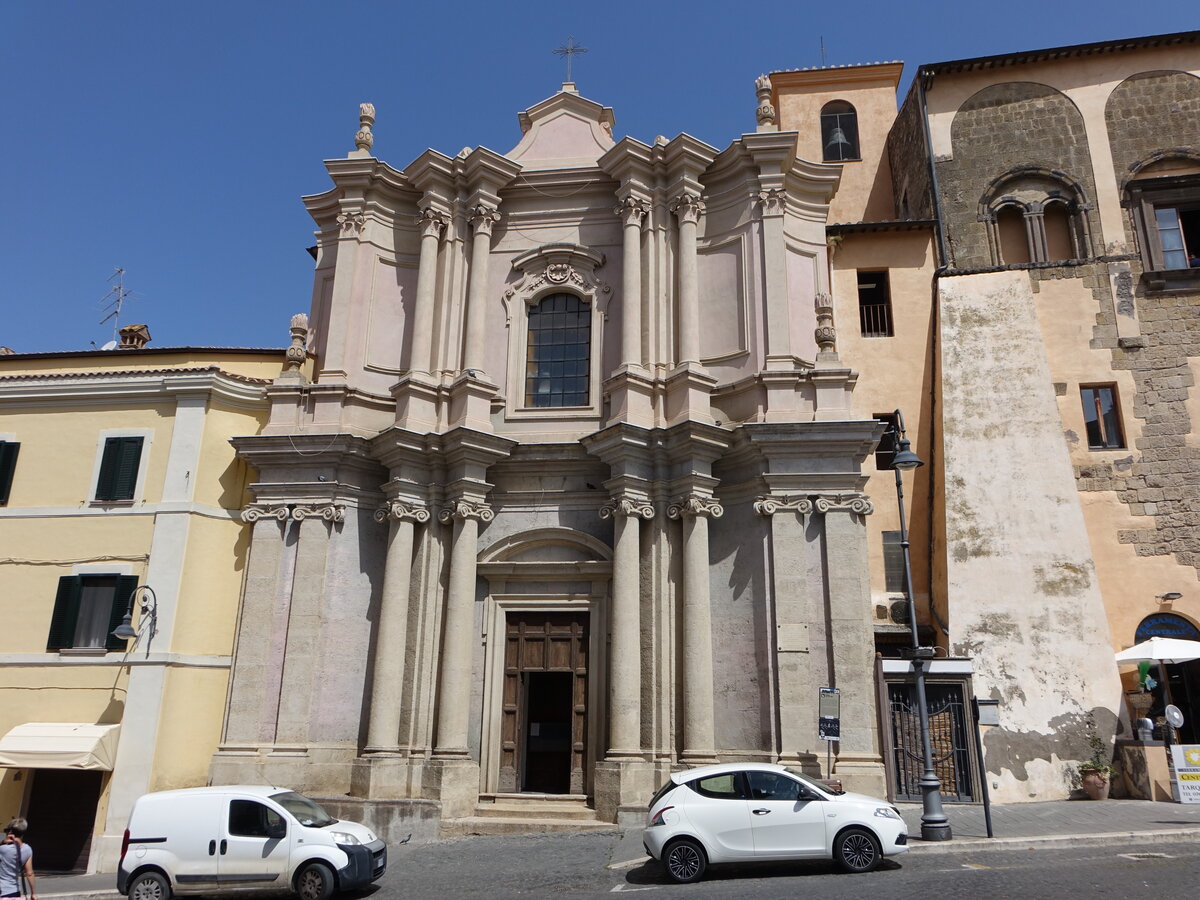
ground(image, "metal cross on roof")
xmin=552 ymin=35 xmax=588 ymax=83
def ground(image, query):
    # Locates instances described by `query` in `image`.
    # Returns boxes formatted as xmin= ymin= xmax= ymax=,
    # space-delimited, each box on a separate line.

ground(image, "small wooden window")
xmin=525 ymin=293 xmax=590 ymax=408
xmin=883 ymin=531 xmax=906 ymax=593
xmin=46 ymin=574 xmax=138 ymax=652
xmin=0 ymin=440 xmax=19 ymax=505
xmin=1080 ymin=385 xmax=1125 ymax=450
xmin=95 ymin=436 xmax=144 ymax=501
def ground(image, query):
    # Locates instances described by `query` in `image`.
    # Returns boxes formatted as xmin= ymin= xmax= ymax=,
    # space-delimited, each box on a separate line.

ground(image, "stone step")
xmin=474 ymin=802 xmax=600 ymax=821
xmin=440 ymin=816 xmax=619 ymax=838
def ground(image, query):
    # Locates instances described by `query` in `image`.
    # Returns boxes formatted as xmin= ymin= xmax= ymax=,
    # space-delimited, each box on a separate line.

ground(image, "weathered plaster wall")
xmin=938 ymin=269 xmax=1123 ymax=801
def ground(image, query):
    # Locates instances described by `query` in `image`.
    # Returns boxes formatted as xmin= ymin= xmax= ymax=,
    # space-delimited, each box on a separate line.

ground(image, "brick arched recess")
xmin=1087 ymin=70 xmax=1200 ymax=579
xmin=939 ymin=82 xmax=1098 ymax=269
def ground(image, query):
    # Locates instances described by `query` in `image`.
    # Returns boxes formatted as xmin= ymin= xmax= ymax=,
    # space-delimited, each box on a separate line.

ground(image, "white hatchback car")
xmin=643 ymin=763 xmax=907 ymax=882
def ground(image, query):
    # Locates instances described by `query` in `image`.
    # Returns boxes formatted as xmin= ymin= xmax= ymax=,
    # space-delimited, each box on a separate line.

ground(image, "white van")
xmin=117 ymin=786 xmax=387 ymax=900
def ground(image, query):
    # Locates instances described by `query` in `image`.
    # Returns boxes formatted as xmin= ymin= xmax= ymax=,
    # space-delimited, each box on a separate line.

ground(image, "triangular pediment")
xmin=506 ymin=86 xmax=616 ymax=169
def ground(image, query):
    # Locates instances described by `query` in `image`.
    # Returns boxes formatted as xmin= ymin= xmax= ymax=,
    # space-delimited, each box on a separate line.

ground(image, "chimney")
xmin=118 ymin=324 xmax=151 ymax=350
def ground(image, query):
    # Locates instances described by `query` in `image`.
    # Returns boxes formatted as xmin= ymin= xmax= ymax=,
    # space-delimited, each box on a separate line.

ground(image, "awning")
xmin=0 ymin=723 xmax=121 ymax=770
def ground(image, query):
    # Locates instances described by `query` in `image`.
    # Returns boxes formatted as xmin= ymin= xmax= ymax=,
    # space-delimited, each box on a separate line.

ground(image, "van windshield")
xmin=270 ymin=791 xmax=336 ymax=827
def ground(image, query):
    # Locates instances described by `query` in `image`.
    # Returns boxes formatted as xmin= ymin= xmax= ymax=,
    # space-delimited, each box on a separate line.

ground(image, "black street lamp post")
xmin=891 ymin=409 xmax=952 ymax=841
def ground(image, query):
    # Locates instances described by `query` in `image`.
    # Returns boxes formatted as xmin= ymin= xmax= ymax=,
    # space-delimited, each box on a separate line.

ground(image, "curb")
xmin=906 ymin=826 xmax=1200 ymax=854
xmin=39 ymin=892 xmax=120 ymax=900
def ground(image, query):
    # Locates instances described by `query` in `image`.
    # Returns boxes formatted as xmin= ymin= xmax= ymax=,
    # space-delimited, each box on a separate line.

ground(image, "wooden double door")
xmin=499 ymin=611 xmax=588 ymax=794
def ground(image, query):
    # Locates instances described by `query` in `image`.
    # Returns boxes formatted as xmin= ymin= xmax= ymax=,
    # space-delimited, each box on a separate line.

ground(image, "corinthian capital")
xmin=669 ymin=192 xmax=705 ymax=225
xmin=615 ymin=196 xmax=650 ymax=228
xmin=438 ymin=499 xmax=495 ymax=524
xmin=753 ymin=495 xmax=814 ymax=517
xmin=374 ymin=500 xmax=432 ymax=524
xmin=416 ymin=207 xmax=448 ymax=239
xmin=757 ymin=188 xmax=786 ymax=216
xmin=599 ymin=496 xmax=655 ymax=520
xmin=468 ymin=203 xmax=501 ymax=236
xmin=337 ymin=210 xmax=367 ymax=235
xmin=813 ymin=493 xmax=873 ymax=515
xmin=667 ymin=494 xmax=724 ymax=520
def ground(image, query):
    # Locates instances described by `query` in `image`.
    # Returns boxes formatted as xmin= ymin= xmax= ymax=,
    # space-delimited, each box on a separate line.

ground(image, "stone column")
xmin=669 ymin=494 xmax=723 ymax=763
xmin=670 ymin=193 xmax=704 ymax=365
xmin=365 ymin=501 xmax=430 ymax=753
xmin=275 ymin=504 xmax=344 ymax=747
xmin=408 ymin=207 xmax=447 ymax=374
xmin=616 ymin=197 xmax=649 ymax=367
xmin=599 ymin=496 xmax=654 ymax=756
xmin=818 ymin=493 xmax=886 ymax=797
xmin=463 ymin=203 xmax=500 ymax=374
xmin=433 ymin=499 xmax=492 ymax=756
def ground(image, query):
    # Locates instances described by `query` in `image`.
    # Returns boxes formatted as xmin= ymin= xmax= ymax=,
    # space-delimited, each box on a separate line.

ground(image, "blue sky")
xmin=2 ymin=1 xmax=1197 ymax=353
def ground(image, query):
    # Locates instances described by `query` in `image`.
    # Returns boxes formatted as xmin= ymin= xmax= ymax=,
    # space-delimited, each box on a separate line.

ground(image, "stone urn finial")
xmin=352 ymin=102 xmax=375 ymax=156
xmin=755 ymin=74 xmax=777 ymax=132
xmin=280 ymin=312 xmax=309 ymax=382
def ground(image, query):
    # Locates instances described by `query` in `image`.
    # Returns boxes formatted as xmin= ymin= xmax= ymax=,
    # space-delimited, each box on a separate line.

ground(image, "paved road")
xmin=368 ymin=830 xmax=1200 ymax=899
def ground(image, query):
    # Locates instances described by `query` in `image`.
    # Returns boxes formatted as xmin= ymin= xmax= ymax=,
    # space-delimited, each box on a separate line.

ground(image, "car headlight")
xmin=874 ymin=806 xmax=901 ymax=820
xmin=330 ymin=831 xmax=361 ymax=845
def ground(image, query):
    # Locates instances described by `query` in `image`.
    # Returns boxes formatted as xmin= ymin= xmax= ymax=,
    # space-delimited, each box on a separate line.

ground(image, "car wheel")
xmin=128 ymin=871 xmax=171 ymax=900
xmin=834 ymin=826 xmax=882 ymax=873
xmin=663 ymin=837 xmax=707 ymax=884
xmin=295 ymin=862 xmax=336 ymax=900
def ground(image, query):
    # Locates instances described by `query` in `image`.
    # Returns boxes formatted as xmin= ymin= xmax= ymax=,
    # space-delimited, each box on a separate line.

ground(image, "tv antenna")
xmin=98 ymin=267 xmax=139 ymax=341
xmin=820 ymin=36 xmax=827 ymax=67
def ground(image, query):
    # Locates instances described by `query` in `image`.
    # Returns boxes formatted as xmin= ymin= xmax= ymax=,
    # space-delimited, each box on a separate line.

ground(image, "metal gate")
xmin=887 ymin=682 xmax=974 ymax=802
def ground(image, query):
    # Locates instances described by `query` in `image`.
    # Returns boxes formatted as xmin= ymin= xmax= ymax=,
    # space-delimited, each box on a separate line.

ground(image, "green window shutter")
xmin=96 ymin=437 xmax=143 ymax=501
xmin=0 ymin=441 xmax=19 ymax=505
xmin=107 ymin=576 xmax=141 ymax=651
xmin=47 ymin=576 xmax=82 ymax=651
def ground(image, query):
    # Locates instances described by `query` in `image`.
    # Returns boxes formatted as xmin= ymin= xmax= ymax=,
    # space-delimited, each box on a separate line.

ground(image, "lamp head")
xmin=111 ymin=613 xmax=138 ymax=641
xmin=891 ymin=436 xmax=924 ymax=470
xmin=1157 ymin=592 xmax=1183 ymax=602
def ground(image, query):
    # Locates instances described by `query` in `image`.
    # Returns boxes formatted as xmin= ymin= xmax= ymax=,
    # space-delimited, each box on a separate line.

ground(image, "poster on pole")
xmin=1170 ymin=745 xmax=1200 ymax=803
xmin=818 ymin=687 xmax=840 ymax=741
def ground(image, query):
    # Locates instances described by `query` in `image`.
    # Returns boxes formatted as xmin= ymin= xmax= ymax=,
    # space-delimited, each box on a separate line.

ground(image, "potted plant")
xmin=1077 ymin=711 xmax=1113 ymax=800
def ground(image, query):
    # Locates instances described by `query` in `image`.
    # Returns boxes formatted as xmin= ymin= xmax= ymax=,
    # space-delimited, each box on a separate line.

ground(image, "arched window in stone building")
xmin=980 ymin=168 xmax=1093 ymax=266
xmin=525 ymin=292 xmax=591 ymax=407
xmin=820 ymin=101 xmax=860 ymax=162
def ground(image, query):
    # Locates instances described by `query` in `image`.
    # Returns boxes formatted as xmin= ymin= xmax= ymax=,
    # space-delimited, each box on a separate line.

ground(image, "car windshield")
xmin=270 ymin=791 xmax=336 ymax=827
xmin=783 ymin=768 xmax=844 ymax=795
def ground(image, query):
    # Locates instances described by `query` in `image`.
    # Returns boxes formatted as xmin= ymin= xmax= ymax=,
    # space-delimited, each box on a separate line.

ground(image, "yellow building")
xmin=0 ymin=328 xmax=285 ymax=872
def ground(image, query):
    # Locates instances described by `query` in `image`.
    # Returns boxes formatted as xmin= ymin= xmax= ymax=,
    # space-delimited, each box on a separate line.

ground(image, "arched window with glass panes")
xmin=524 ymin=292 xmax=590 ymax=407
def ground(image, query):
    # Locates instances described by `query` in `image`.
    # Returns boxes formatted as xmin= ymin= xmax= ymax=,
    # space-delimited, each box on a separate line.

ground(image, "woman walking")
xmin=1 ymin=819 xmax=35 ymax=900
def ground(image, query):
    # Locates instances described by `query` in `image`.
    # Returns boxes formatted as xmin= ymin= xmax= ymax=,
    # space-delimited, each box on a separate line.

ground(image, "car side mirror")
xmin=267 ymin=820 xmax=286 ymax=839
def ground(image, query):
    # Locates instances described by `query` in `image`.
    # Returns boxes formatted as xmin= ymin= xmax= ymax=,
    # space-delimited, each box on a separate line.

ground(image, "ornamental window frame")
xmin=501 ymin=243 xmax=611 ymax=422
xmin=980 ymin=168 xmax=1094 ymax=266
xmin=1123 ymin=157 xmax=1200 ymax=289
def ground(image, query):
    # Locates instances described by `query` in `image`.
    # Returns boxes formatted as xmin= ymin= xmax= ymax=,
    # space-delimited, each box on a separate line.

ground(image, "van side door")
xmin=154 ymin=794 xmax=224 ymax=887
xmin=220 ymin=798 xmax=291 ymax=885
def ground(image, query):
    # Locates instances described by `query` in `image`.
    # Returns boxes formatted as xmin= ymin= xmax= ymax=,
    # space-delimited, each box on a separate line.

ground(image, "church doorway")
xmin=500 ymin=612 xmax=588 ymax=794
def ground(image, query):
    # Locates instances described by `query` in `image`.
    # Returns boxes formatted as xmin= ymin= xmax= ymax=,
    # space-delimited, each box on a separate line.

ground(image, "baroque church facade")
xmin=211 ymin=83 xmax=889 ymax=827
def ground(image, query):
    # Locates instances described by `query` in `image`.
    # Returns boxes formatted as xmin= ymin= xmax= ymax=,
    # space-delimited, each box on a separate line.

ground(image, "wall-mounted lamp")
xmin=111 ymin=585 xmax=159 ymax=657
xmin=1157 ymin=592 xmax=1183 ymax=604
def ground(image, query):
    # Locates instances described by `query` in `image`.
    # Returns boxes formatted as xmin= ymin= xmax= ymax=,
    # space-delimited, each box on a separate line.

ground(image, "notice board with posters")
xmin=1170 ymin=745 xmax=1200 ymax=803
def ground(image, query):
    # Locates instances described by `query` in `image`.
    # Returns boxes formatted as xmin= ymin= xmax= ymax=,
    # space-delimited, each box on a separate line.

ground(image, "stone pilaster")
xmin=394 ymin=206 xmax=447 ymax=431
xmin=669 ymin=493 xmax=723 ymax=764
xmin=449 ymin=203 xmax=501 ymax=431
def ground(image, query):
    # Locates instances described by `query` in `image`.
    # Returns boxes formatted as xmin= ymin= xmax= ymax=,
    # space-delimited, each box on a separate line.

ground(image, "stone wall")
xmin=937 ymin=82 xmax=1098 ymax=268
xmin=886 ymin=79 xmax=936 ymax=221
xmin=1105 ymin=71 xmax=1200 ymax=192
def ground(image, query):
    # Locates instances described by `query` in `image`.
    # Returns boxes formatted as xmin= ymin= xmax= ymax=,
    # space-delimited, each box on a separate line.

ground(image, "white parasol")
xmin=1115 ymin=636 xmax=1200 ymax=665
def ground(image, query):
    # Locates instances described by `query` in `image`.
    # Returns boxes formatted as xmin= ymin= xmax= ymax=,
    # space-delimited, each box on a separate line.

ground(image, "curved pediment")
xmin=507 ymin=87 xmax=616 ymax=169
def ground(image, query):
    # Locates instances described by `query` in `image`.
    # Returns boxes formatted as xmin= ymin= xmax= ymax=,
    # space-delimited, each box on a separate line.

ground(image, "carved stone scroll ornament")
xmin=416 ymin=207 xmax=448 ymax=239
xmin=755 ymin=74 xmax=777 ymax=127
xmin=373 ymin=501 xmax=432 ymax=524
xmin=757 ymin=188 xmax=786 ymax=216
xmin=599 ymin=497 xmax=654 ymax=520
xmin=240 ymin=503 xmax=346 ymax=523
xmin=814 ymin=293 xmax=837 ymax=354
xmin=291 ymin=503 xmax=347 ymax=522
xmin=813 ymin=493 xmax=873 ymax=515
xmin=337 ymin=210 xmax=367 ymax=235
xmin=753 ymin=495 xmax=814 ymax=517
xmin=437 ymin=499 xmax=495 ymax=524
xmin=615 ymin=196 xmax=650 ymax=228
xmin=468 ymin=203 xmax=501 ymax=236
xmin=667 ymin=495 xmax=724 ymax=520
xmin=669 ymin=192 xmax=705 ymax=225
xmin=354 ymin=102 xmax=376 ymax=153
